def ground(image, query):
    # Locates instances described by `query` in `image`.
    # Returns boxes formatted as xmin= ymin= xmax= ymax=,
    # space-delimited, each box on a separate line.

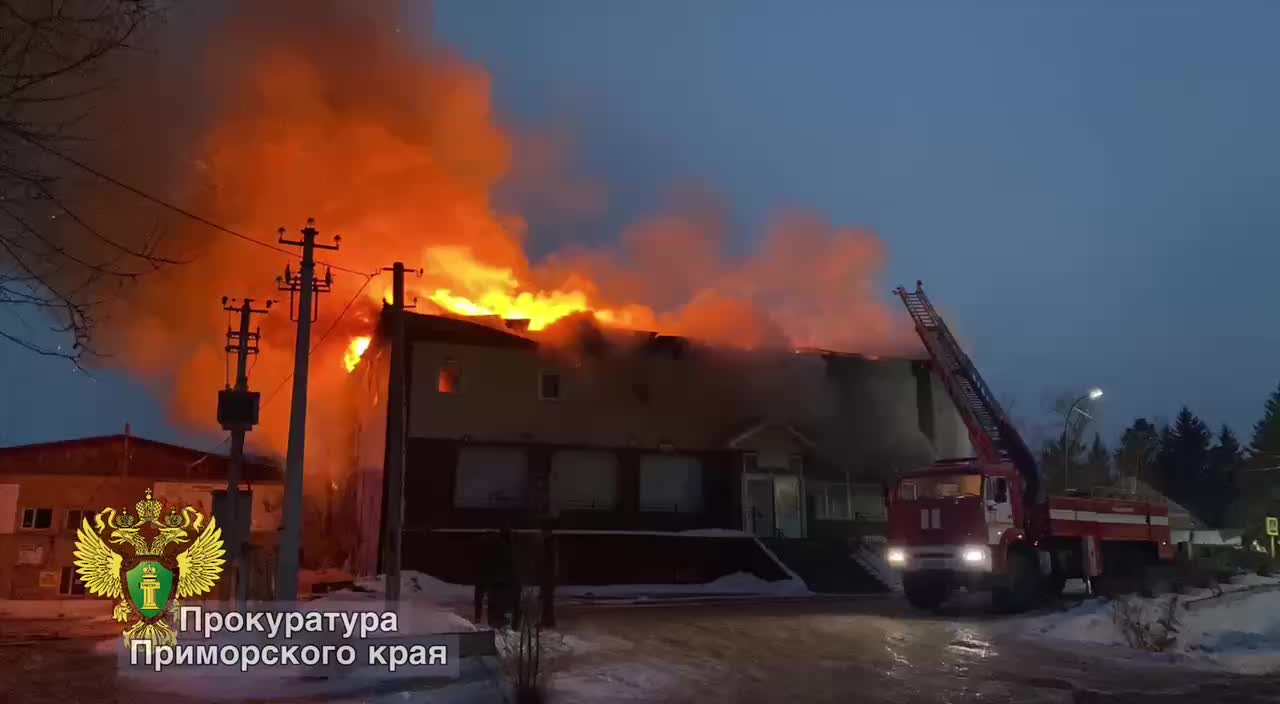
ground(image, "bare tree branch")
xmin=0 ymin=0 xmax=171 ymax=363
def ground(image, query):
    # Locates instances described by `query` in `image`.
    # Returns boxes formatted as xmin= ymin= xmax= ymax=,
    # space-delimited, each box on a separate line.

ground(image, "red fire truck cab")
xmin=886 ymin=283 xmax=1175 ymax=612
xmin=886 ymin=460 xmax=1174 ymax=611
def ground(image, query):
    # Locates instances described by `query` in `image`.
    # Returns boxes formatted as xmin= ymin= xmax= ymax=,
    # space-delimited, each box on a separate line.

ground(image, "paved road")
xmin=4 ymin=597 xmax=1280 ymax=703
xmin=544 ymin=596 xmax=1280 ymax=704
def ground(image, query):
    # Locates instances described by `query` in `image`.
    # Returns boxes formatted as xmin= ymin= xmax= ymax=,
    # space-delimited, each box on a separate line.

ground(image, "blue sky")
xmin=3 ymin=1 xmax=1278 ymax=450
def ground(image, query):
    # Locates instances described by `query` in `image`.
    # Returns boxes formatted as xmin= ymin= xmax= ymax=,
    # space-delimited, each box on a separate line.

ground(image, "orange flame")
xmin=344 ymin=336 xmax=372 ymax=373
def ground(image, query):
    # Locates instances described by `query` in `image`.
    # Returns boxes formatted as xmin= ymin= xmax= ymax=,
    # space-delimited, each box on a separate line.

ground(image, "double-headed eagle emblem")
xmin=74 ymin=489 xmax=225 ymax=646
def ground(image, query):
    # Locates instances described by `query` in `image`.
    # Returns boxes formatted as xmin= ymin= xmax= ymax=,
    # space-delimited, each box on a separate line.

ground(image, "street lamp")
xmin=1062 ymin=388 xmax=1103 ymax=492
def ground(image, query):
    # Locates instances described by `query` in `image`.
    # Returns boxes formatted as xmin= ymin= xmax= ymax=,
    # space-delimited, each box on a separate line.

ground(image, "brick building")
xmin=0 ymin=432 xmax=281 ymax=599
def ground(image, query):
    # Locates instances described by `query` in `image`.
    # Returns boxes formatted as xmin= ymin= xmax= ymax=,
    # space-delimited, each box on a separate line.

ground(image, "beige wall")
xmin=408 ymin=341 xmax=750 ymax=449
xmin=407 ymin=338 xmax=973 ymax=478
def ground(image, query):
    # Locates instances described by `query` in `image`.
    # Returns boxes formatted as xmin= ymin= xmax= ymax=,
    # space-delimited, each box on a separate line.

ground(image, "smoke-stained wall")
xmin=401 ymin=322 xmax=969 ymax=480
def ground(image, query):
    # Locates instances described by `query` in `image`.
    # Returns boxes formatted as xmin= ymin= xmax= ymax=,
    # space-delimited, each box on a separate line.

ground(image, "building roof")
xmin=399 ymin=308 xmax=906 ymax=361
xmin=0 ymin=434 xmax=281 ymax=483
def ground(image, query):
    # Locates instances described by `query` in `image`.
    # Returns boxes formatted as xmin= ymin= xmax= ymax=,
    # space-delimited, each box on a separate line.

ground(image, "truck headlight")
xmin=886 ymin=548 xmax=907 ymax=565
xmin=961 ymin=546 xmax=988 ymax=563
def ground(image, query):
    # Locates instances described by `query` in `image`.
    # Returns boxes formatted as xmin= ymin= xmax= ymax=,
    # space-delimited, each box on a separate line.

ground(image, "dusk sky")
xmin=3 ymin=1 xmax=1278 ymax=451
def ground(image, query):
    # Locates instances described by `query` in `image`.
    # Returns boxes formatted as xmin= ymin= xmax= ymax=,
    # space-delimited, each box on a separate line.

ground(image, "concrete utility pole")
xmin=381 ymin=262 xmax=416 ymax=605
xmin=274 ymin=219 xmax=339 ymax=601
xmin=217 ymin=296 xmax=272 ymax=606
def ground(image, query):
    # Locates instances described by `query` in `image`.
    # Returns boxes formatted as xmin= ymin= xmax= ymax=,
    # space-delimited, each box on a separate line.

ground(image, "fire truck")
xmin=885 ymin=282 xmax=1175 ymax=612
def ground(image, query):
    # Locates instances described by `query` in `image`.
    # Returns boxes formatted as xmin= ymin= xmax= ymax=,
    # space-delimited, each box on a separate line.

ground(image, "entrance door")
xmin=773 ymin=475 xmax=804 ymax=538
xmin=745 ymin=476 xmax=774 ymax=538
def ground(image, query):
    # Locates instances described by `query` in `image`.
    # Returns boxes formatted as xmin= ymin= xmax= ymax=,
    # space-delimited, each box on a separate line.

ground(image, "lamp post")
xmin=1062 ymin=388 xmax=1104 ymax=492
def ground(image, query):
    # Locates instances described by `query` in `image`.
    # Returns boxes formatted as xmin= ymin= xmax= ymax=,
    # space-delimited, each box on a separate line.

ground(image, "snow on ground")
xmin=1018 ymin=575 xmax=1280 ymax=674
xmin=317 ymin=576 xmax=477 ymax=634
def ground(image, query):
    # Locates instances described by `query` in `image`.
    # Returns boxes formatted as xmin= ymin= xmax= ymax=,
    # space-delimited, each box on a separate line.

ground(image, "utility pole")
xmin=217 ymin=296 xmax=271 ymax=607
xmin=381 ymin=262 xmax=416 ymax=605
xmin=274 ymin=218 xmax=339 ymax=601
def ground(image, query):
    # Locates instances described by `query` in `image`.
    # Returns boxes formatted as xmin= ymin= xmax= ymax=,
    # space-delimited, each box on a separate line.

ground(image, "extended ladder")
xmin=894 ymin=282 xmax=1039 ymax=492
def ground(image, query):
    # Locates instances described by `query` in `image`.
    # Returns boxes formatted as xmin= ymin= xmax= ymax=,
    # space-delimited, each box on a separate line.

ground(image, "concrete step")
xmin=761 ymin=539 xmax=889 ymax=594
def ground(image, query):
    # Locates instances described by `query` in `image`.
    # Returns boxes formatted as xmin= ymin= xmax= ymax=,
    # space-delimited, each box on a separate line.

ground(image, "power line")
xmin=2 ymin=125 xmax=373 ymax=278
xmin=186 ymin=273 xmax=379 ymax=469
xmin=259 ymin=272 xmax=377 ymax=410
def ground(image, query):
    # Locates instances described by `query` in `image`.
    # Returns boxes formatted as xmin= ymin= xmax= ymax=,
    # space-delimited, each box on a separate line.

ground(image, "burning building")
xmin=342 ymin=309 xmax=971 ymax=583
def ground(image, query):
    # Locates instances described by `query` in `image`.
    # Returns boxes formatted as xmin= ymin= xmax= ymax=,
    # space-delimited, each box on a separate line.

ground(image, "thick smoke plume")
xmin=66 ymin=0 xmax=913 ymax=471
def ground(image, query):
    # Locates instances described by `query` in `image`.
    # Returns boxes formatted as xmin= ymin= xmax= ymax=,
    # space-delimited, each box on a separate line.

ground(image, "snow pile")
xmin=350 ymin=571 xmax=474 ymax=603
xmin=309 ymin=594 xmax=478 ymax=634
xmin=1022 ymin=577 xmax=1280 ymax=674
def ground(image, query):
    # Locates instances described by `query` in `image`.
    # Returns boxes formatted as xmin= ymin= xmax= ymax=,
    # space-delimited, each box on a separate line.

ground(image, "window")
xmin=438 ymin=358 xmax=460 ymax=394
xmin=896 ymin=474 xmax=982 ymax=501
xmin=639 ymin=454 xmax=704 ymax=513
xmin=66 ymin=509 xmax=95 ymax=531
xmin=59 ymin=566 xmax=86 ymax=596
xmin=539 ymin=370 xmax=561 ymax=401
xmin=550 ymin=450 xmax=619 ymax=511
xmin=808 ymin=481 xmax=852 ymax=521
xmin=454 ymin=446 xmax=527 ymax=508
xmin=850 ymin=485 xmax=888 ymax=521
xmin=741 ymin=452 xmax=758 ymax=473
xmin=987 ymin=477 xmax=1010 ymax=503
xmin=20 ymin=508 xmax=52 ymax=530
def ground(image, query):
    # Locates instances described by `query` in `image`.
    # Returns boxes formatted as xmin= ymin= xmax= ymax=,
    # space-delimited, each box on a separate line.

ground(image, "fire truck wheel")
xmin=993 ymin=552 xmax=1038 ymax=613
xmin=902 ymin=573 xmax=948 ymax=610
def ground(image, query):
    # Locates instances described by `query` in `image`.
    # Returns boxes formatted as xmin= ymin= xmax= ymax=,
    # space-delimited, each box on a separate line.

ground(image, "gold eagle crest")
xmin=73 ymin=489 xmax=225 ymax=646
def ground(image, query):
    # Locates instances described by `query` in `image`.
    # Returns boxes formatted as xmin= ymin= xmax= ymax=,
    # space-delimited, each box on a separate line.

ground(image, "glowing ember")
xmin=344 ymin=336 xmax=372 ymax=372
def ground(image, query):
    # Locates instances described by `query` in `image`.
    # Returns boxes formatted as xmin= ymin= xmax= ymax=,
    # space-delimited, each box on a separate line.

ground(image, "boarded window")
xmin=550 ymin=450 xmax=619 ymax=511
xmin=454 ymin=446 xmax=527 ymax=508
xmin=638 ymin=454 xmax=704 ymax=513
xmin=438 ymin=359 xmax=460 ymax=393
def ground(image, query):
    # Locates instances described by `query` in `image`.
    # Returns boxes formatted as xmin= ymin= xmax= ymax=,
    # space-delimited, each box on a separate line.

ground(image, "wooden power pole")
xmin=381 ymin=261 xmax=415 ymax=604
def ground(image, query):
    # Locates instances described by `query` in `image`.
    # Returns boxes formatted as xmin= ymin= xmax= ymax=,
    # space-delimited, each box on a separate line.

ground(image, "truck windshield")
xmin=897 ymin=474 xmax=982 ymax=501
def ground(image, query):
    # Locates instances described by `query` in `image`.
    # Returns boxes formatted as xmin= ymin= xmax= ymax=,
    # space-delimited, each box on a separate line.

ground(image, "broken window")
xmin=539 ymin=370 xmax=561 ymax=400
xmin=21 ymin=508 xmax=52 ymax=529
xmin=437 ymin=359 xmax=460 ymax=394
